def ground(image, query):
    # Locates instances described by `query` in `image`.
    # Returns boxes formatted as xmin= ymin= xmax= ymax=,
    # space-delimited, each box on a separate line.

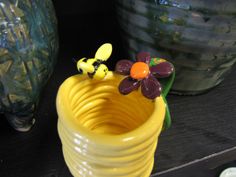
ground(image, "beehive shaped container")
xmin=56 ymin=72 xmax=166 ymax=177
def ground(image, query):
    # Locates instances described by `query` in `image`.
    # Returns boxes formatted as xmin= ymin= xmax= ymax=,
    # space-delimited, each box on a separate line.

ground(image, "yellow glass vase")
xmin=56 ymin=72 xmax=166 ymax=177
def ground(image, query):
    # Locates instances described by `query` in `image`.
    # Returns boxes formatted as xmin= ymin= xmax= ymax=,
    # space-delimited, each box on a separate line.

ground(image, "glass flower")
xmin=115 ymin=52 xmax=174 ymax=99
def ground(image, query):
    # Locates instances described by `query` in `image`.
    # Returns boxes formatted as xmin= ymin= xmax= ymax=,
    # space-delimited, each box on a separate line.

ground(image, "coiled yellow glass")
xmin=56 ymin=72 xmax=166 ymax=177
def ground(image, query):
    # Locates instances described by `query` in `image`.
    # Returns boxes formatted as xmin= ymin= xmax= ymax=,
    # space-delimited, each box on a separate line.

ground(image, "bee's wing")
xmin=95 ymin=43 xmax=112 ymax=61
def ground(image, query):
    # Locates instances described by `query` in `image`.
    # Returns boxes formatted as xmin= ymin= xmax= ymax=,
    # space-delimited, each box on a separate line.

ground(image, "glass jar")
xmin=116 ymin=0 xmax=236 ymax=94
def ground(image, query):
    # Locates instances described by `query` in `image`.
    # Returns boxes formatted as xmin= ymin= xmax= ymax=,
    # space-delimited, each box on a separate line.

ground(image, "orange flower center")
xmin=130 ymin=62 xmax=150 ymax=79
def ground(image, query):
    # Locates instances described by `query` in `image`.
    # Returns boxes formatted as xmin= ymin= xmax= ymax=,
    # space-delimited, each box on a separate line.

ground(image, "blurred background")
xmin=52 ymin=0 xmax=126 ymax=71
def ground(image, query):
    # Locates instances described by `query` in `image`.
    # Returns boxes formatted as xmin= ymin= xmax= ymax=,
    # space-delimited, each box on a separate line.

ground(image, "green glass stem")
xmin=160 ymin=71 xmax=175 ymax=129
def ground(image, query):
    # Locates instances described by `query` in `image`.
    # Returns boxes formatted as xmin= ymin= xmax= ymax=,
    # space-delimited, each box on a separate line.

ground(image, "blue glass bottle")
xmin=0 ymin=0 xmax=58 ymax=131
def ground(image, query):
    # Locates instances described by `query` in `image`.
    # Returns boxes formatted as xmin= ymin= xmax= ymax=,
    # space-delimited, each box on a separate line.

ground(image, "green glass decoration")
xmin=116 ymin=0 xmax=236 ymax=95
xmin=0 ymin=0 xmax=58 ymax=131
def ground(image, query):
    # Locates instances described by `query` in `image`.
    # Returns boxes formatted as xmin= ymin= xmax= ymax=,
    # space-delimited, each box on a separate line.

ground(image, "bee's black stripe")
xmin=93 ymin=61 xmax=100 ymax=69
xmin=83 ymin=58 xmax=88 ymax=62
xmin=88 ymin=61 xmax=101 ymax=78
xmin=96 ymin=59 xmax=102 ymax=62
xmin=78 ymin=69 xmax=83 ymax=74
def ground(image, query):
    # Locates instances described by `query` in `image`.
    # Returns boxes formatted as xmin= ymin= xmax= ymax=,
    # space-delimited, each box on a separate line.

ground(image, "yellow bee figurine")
xmin=77 ymin=43 xmax=112 ymax=80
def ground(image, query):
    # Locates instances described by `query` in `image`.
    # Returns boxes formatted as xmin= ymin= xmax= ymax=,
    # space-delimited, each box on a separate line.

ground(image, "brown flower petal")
xmin=119 ymin=77 xmax=140 ymax=95
xmin=150 ymin=62 xmax=174 ymax=78
xmin=136 ymin=52 xmax=151 ymax=64
xmin=141 ymin=75 xmax=161 ymax=99
xmin=115 ymin=60 xmax=134 ymax=75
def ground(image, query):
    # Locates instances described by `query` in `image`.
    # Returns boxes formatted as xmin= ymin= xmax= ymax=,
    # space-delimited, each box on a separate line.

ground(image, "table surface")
xmin=0 ymin=13 xmax=236 ymax=177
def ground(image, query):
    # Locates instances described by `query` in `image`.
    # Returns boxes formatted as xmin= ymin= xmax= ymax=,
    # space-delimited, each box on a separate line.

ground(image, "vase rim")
xmin=56 ymin=72 xmax=166 ymax=148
